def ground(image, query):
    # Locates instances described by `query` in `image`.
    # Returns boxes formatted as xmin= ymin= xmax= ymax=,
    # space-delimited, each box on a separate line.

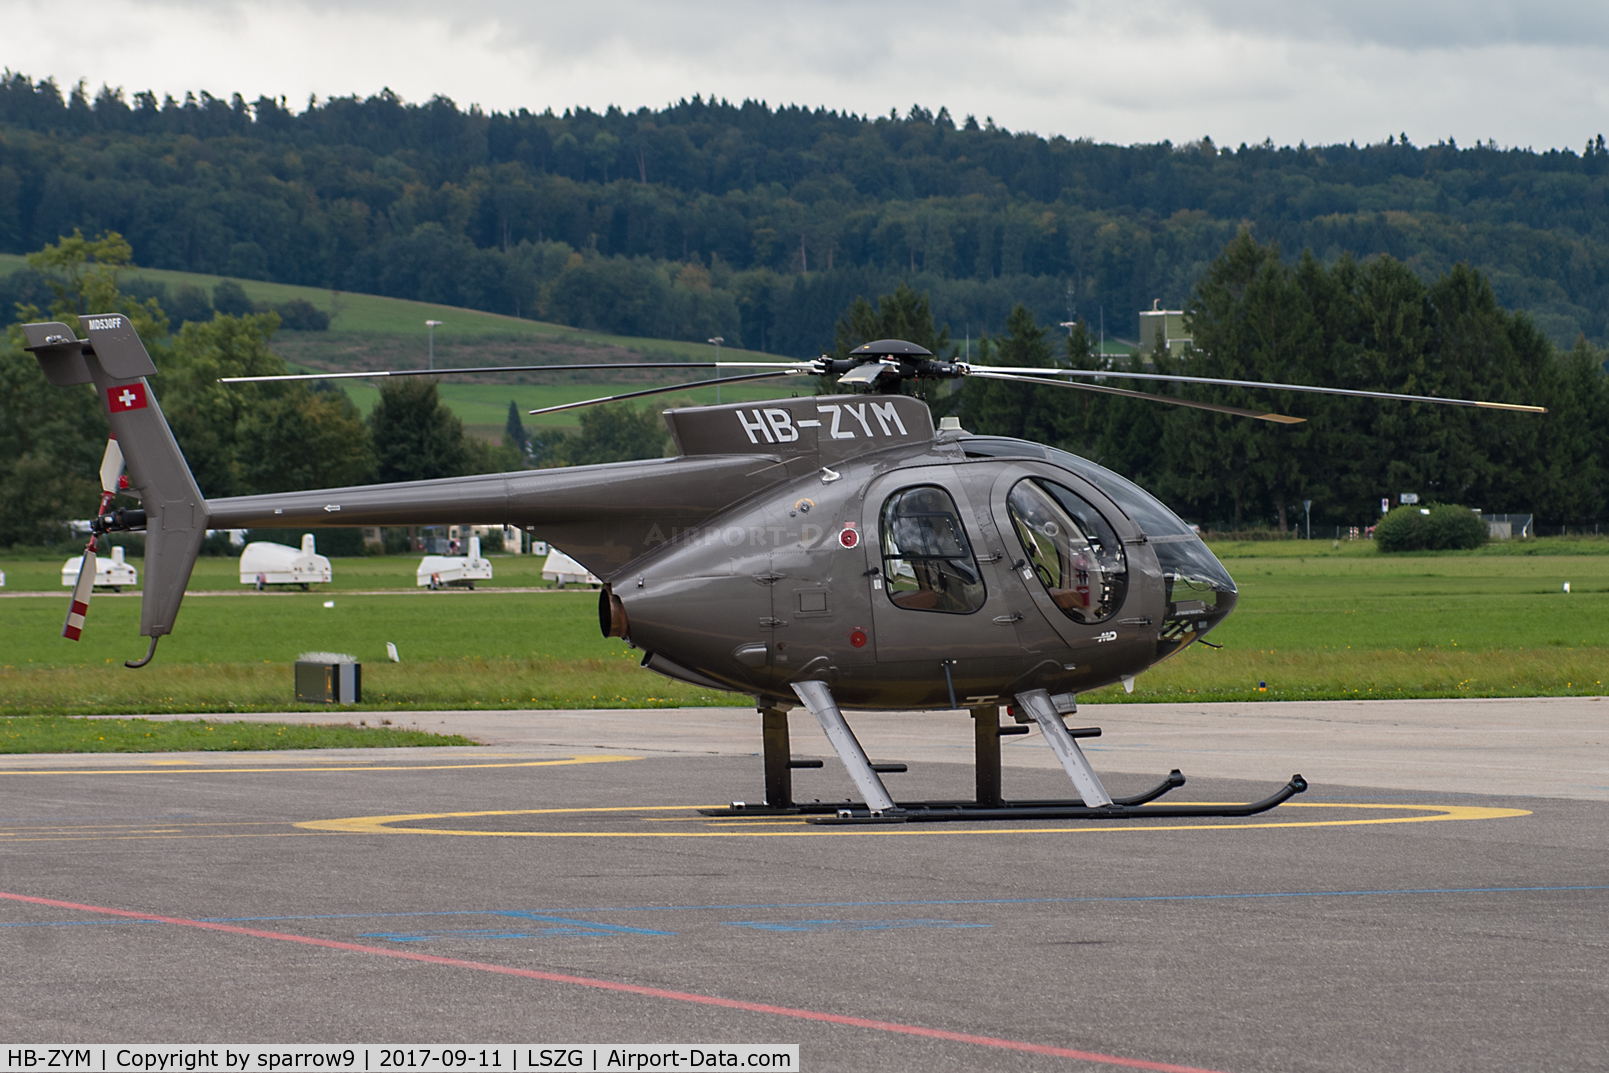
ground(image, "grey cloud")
xmin=202 ymin=0 xmax=1609 ymax=53
xmin=1183 ymin=0 xmax=1609 ymax=50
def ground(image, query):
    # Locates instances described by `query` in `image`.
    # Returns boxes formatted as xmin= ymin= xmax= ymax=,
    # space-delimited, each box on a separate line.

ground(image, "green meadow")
xmin=1 ymin=541 xmax=1605 ymax=723
xmin=0 ymin=250 xmax=772 ymax=354
xmin=1081 ymin=543 xmax=1609 ymax=703
xmin=0 ymin=252 xmax=805 ymax=434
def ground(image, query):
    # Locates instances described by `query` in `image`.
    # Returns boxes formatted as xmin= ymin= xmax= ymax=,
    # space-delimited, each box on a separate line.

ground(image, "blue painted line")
xmin=725 ymin=919 xmax=990 ymax=933
xmin=492 ymin=911 xmax=674 ymax=936
xmin=361 ymin=926 xmax=643 ymax=942
xmin=8 ymin=883 xmax=1601 ymax=930
xmin=206 ymin=884 xmax=1609 ymax=919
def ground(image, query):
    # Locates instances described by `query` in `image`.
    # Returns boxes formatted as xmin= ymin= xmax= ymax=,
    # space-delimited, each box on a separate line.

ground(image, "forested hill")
xmin=3 ymin=73 xmax=1608 ymax=354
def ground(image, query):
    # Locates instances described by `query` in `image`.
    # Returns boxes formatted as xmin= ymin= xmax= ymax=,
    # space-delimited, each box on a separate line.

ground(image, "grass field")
xmin=1085 ymin=545 xmax=1609 ymax=703
xmin=0 ymin=716 xmax=475 ymax=753
xmin=0 ymin=585 xmax=723 ymax=716
xmin=1 ymin=541 xmax=1605 ymax=715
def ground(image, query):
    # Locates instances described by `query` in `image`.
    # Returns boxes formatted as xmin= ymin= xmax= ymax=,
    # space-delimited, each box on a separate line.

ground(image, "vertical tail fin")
xmin=24 ymin=316 xmax=208 ymax=663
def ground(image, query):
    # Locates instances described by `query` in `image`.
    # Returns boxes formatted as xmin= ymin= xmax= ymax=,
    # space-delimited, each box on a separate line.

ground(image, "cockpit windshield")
xmin=1042 ymin=447 xmax=1199 ymax=541
xmin=963 ymin=437 xmax=1238 ymax=657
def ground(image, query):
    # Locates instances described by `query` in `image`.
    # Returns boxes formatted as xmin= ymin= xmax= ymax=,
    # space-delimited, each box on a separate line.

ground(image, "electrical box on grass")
xmin=295 ymin=652 xmax=361 ymax=704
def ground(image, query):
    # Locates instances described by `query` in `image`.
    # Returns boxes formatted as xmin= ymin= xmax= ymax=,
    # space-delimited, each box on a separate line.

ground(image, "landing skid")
xmin=699 ymin=684 xmax=1307 ymax=825
xmin=805 ymin=775 xmax=1307 ymax=825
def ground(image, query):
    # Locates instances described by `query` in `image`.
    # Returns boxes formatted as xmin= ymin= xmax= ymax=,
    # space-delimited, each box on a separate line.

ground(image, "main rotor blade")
xmin=963 ymin=370 xmax=1306 ymax=424
xmin=220 ymin=360 xmax=817 ymax=384
xmin=967 ymin=365 xmax=1547 ymax=414
xmin=527 ymin=370 xmax=807 ymax=416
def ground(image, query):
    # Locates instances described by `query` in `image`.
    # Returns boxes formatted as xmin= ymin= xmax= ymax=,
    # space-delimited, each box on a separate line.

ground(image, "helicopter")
xmin=21 ymin=317 xmax=1544 ymax=824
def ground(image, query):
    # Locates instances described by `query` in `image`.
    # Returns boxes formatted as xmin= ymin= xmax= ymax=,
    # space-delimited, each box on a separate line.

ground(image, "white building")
xmin=1138 ymin=304 xmax=1192 ymax=357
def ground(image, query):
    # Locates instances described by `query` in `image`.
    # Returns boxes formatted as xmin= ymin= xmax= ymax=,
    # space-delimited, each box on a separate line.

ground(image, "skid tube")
xmin=699 ymin=697 xmax=1307 ymax=824
xmin=701 ymin=768 xmax=1191 ymax=819
xmin=805 ymin=775 xmax=1308 ymax=825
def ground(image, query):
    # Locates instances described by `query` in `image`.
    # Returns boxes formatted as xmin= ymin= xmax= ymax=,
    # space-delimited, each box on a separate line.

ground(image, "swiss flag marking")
xmin=108 ymin=383 xmax=148 ymax=412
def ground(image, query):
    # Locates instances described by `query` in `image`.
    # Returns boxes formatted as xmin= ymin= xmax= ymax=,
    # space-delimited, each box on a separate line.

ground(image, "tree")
xmin=0 ymin=327 xmax=104 ymax=545
xmin=167 ymin=284 xmax=213 ymax=325
xmin=551 ymin=404 xmax=668 ymax=466
xmin=503 ymin=399 xmax=530 ymax=456
xmin=271 ymin=298 xmax=329 ymax=330
xmin=831 ymin=281 xmax=952 ymax=359
xmin=235 ymin=387 xmax=373 ymax=493
xmin=155 ymin=311 xmax=287 ymax=497
xmin=1166 ymin=231 xmax=1327 ymax=530
xmin=368 ymin=377 xmax=470 ymax=483
xmin=1067 ymin=318 xmax=1169 ymax=490
xmin=0 ymin=232 xmax=159 ymax=544
xmin=954 ymin=304 xmax=1066 ymax=442
xmin=212 ymin=279 xmax=256 ymax=316
xmin=1 ymin=231 xmax=375 ymax=540
xmin=22 ymin=229 xmax=167 ymax=340
xmin=526 ymin=424 xmax=570 ymax=467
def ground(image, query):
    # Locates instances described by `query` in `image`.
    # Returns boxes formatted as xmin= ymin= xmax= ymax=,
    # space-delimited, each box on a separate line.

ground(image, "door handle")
xmin=993 ymin=612 xmax=1024 ymax=625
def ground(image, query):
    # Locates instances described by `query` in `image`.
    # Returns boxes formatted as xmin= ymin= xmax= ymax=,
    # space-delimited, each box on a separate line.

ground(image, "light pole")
xmin=1303 ymin=499 xmax=1312 ymax=540
xmin=708 ymin=336 xmax=724 ymax=403
xmin=426 ymin=320 xmax=443 ymax=371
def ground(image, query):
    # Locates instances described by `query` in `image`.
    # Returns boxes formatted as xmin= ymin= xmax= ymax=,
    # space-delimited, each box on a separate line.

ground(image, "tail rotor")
xmin=62 ymin=437 xmax=126 ymax=641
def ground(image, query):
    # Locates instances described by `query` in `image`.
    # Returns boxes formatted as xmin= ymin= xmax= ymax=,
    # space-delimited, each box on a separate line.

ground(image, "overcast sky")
xmin=7 ymin=0 xmax=1608 ymax=150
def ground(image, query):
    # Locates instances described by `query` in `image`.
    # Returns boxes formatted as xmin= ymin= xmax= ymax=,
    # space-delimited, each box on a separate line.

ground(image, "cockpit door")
xmin=860 ymin=467 xmax=1021 ymax=667
xmin=987 ymin=463 xmax=1163 ymax=659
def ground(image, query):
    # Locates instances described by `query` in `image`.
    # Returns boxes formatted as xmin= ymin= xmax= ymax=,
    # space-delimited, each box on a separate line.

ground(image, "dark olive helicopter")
xmin=22 ymin=317 xmax=1543 ymax=824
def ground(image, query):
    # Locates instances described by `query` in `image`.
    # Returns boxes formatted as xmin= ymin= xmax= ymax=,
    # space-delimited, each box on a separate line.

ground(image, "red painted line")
xmin=0 ymin=889 xmax=1228 ymax=1073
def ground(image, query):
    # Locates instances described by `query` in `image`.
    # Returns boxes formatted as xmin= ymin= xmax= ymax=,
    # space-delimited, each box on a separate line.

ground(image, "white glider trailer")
xmin=61 ymin=545 xmax=139 ymax=591
xmin=541 ymin=548 xmax=601 ymax=588
xmin=240 ymin=533 xmax=332 ymax=590
xmin=417 ymin=534 xmax=494 ymax=590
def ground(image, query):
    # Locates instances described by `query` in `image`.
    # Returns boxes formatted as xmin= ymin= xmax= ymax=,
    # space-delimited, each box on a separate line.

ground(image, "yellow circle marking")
xmin=296 ymin=801 xmax=1530 ymax=837
xmin=0 ymin=755 xmax=638 ymax=777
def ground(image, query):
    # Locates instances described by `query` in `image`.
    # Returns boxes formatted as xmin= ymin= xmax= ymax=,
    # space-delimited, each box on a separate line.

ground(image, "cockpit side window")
xmin=879 ymin=486 xmax=987 ymax=614
xmin=1006 ymin=478 xmax=1128 ymax=624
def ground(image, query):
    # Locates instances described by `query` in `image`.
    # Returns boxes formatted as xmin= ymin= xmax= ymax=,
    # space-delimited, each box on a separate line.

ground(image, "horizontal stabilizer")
xmin=20 ymin=321 xmax=93 ymax=386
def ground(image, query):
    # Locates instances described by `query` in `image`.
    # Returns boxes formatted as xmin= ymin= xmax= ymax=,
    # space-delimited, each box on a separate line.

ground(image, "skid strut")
xmin=702 ymin=682 xmax=1306 ymax=823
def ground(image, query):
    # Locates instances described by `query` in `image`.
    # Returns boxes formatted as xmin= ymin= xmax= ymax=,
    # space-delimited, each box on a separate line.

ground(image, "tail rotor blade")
xmin=99 ymin=436 xmax=125 ymax=494
xmin=63 ymin=549 xmax=95 ymax=641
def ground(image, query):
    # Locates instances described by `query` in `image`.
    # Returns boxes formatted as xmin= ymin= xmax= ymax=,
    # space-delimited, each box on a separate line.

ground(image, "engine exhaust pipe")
xmin=599 ymin=587 xmax=629 ymax=639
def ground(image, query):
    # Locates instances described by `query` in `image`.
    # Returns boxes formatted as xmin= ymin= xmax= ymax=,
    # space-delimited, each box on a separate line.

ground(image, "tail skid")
xmin=25 ymin=317 xmax=209 ymax=664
